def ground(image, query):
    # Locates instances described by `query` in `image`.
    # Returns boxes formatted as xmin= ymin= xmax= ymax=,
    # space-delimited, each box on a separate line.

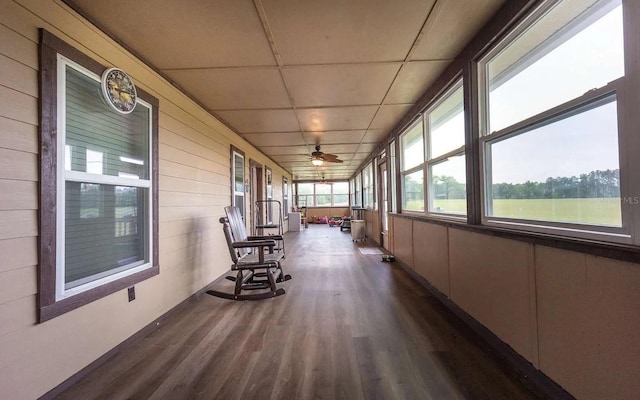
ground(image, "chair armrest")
xmin=232 ymin=240 xmax=276 ymax=249
xmin=233 ymin=240 xmax=276 ymax=263
xmin=247 ymin=235 xmax=283 ymax=241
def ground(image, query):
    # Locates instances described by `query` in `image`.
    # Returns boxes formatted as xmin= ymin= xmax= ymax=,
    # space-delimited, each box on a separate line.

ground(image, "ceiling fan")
xmin=310 ymin=145 xmax=343 ymax=166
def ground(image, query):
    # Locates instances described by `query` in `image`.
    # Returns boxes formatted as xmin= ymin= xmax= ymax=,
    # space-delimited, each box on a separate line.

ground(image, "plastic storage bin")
xmin=288 ymin=212 xmax=301 ymax=232
xmin=351 ymin=220 xmax=365 ymax=242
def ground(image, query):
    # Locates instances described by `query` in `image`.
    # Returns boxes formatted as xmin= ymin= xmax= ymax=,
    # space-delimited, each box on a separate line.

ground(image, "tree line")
xmin=430 ymin=168 xmax=620 ymax=200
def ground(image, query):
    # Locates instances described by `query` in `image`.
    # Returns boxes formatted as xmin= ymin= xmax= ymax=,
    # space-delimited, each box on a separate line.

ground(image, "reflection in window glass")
xmin=66 ymin=183 xmax=147 ymax=289
xmin=429 ymin=85 xmax=465 ymax=159
xmin=430 ymin=156 xmax=466 ymax=215
xmin=487 ymin=97 xmax=620 ymax=226
xmin=487 ymin=3 xmax=623 ymax=133
xmin=66 ymin=65 xmax=150 ymax=178
xmin=403 ymin=170 xmax=424 ymax=212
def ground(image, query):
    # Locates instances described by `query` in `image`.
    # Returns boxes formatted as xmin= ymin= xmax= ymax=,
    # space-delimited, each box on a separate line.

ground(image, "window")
xmin=282 ymin=177 xmax=289 ymax=218
xmin=231 ymin=147 xmax=245 ymax=219
xmin=401 ymin=120 xmax=425 ymax=212
xmin=479 ymin=0 xmax=627 ymax=241
xmin=351 ymin=173 xmax=362 ymax=208
xmin=295 ymin=182 xmax=350 ymax=207
xmin=333 ymin=182 xmax=349 ymax=206
xmin=39 ymin=31 xmax=159 ymax=321
xmin=427 ymin=82 xmax=466 ymax=216
xmin=315 ymin=183 xmax=332 ymax=206
xmin=350 ymin=178 xmax=356 ymax=207
xmin=389 ymin=140 xmax=397 ymax=214
xmin=265 ymin=167 xmax=273 ymax=224
xmin=400 ymin=80 xmax=467 ymax=217
xmin=298 ymin=183 xmax=314 ymax=207
xmin=363 ymin=162 xmax=375 ymax=209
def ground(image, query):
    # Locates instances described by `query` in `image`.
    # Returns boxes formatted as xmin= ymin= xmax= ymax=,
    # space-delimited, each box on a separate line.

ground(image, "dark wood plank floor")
xmin=56 ymin=225 xmax=545 ymax=400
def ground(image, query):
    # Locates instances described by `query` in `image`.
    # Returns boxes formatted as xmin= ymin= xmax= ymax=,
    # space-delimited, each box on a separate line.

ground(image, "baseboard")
xmin=394 ymin=260 xmax=575 ymax=400
xmin=39 ymin=273 xmax=230 ymax=400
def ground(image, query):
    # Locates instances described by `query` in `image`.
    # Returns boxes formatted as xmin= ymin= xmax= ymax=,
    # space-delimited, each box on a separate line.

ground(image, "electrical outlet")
xmin=128 ymin=286 xmax=135 ymax=302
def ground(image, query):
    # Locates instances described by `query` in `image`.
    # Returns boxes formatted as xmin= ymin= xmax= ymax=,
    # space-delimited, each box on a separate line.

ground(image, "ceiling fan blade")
xmin=324 ymin=158 xmax=343 ymax=163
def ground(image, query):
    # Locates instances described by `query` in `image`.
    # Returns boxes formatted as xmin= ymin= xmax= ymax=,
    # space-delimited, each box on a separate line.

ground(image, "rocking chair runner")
xmin=206 ymin=207 xmax=291 ymax=301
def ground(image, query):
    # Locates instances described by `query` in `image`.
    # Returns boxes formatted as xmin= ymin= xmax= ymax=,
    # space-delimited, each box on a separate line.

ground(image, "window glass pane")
xmin=334 ymin=182 xmax=349 ymax=194
xmin=316 ymin=195 xmax=331 ymax=207
xmin=430 ymin=156 xmax=467 ymax=214
xmin=403 ymin=170 xmax=424 ymax=211
xmin=429 ymin=85 xmax=464 ymax=159
xmin=298 ymin=183 xmax=314 ymax=195
xmin=487 ymin=97 xmax=620 ymax=226
xmin=234 ymin=154 xmax=244 ymax=193
xmin=487 ymin=2 xmax=623 ymax=133
xmin=401 ymin=121 xmax=424 ymax=170
xmin=333 ymin=194 xmax=349 ymax=206
xmin=66 ymin=66 xmax=150 ymax=179
xmin=65 ymin=182 xmax=148 ymax=288
xmin=316 ymin=184 xmax=331 ymax=195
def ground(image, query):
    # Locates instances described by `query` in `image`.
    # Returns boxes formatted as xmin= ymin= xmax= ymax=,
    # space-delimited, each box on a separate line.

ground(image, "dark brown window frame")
xmin=38 ymin=29 xmax=159 ymax=322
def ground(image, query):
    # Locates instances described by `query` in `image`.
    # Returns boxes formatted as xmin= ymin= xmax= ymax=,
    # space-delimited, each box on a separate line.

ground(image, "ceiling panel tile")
xmin=70 ymin=0 xmax=276 ymax=68
xmin=357 ymin=143 xmax=380 ymax=153
xmin=313 ymin=144 xmax=359 ymax=154
xmin=215 ymin=109 xmax=300 ymax=133
xmin=363 ymin=129 xmax=388 ymax=143
xmin=260 ymin=145 xmax=309 ymax=156
xmin=411 ymin=0 xmax=505 ymax=60
xmin=296 ymin=106 xmax=378 ymax=132
xmin=370 ymin=104 xmax=413 ymax=131
xmin=352 ymin=152 xmax=372 ymax=160
xmin=271 ymin=154 xmax=312 ymax=162
xmin=263 ymin=0 xmax=436 ymax=64
xmin=242 ymin=132 xmax=307 ymax=147
xmin=283 ymin=64 xmax=401 ymax=107
xmin=303 ymin=131 xmax=366 ymax=145
xmin=164 ymin=68 xmax=291 ymax=110
xmin=385 ymin=61 xmax=450 ymax=104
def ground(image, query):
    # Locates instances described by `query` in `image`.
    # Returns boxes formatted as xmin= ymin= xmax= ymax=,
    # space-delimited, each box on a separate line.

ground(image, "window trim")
xmin=230 ymin=145 xmax=246 ymax=220
xmin=38 ymin=29 xmax=159 ymax=322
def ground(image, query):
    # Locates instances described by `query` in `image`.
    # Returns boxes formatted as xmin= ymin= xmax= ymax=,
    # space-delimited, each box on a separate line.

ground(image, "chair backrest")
xmin=219 ymin=216 xmax=240 ymax=263
xmin=224 ymin=206 xmax=250 ymax=256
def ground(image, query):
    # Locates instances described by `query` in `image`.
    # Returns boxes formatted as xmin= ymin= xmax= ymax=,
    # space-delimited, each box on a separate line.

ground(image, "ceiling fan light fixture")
xmin=311 ymin=157 xmax=324 ymax=166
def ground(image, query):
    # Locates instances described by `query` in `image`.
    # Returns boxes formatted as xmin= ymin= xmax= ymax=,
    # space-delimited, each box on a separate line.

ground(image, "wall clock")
xmin=101 ymin=67 xmax=137 ymax=114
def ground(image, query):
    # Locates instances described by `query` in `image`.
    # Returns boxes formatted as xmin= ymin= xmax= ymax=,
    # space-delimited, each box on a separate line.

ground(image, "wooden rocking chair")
xmin=206 ymin=207 xmax=291 ymax=301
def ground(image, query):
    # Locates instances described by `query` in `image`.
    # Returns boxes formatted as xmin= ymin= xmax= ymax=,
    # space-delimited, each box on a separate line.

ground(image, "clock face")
xmin=101 ymin=68 xmax=137 ymax=114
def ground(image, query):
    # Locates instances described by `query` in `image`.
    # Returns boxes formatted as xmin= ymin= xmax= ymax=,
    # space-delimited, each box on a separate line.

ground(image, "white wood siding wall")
xmin=0 ymin=1 xmax=290 ymax=398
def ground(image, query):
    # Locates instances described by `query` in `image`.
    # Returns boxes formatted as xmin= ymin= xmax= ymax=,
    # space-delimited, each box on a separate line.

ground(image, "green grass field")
xmin=427 ymin=198 xmax=622 ymax=226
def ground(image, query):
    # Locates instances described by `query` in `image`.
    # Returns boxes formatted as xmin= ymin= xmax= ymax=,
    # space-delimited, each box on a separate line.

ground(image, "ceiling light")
xmin=311 ymin=157 xmax=324 ymax=166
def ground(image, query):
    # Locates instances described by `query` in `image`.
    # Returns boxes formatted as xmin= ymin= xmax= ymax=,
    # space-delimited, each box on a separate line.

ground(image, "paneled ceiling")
xmin=67 ymin=0 xmax=504 ymax=181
